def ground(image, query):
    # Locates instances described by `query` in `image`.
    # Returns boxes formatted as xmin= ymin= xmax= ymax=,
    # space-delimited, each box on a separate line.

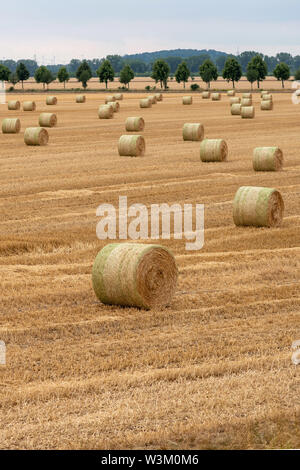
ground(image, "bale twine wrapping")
xmin=107 ymin=101 xmax=120 ymax=112
xmin=202 ymin=91 xmax=210 ymax=99
xmin=212 ymin=93 xmax=221 ymax=101
xmin=140 ymin=98 xmax=152 ymax=108
xmin=227 ymin=90 xmax=235 ymax=96
xmin=39 ymin=113 xmax=57 ymax=127
xmin=261 ymin=100 xmax=273 ymax=110
xmin=242 ymin=93 xmax=252 ymax=99
xmin=118 ymin=135 xmax=145 ymax=157
xmin=92 ymin=243 xmax=178 ymax=309
xmin=233 ymin=186 xmax=284 ymax=227
xmin=241 ymin=98 xmax=252 ymax=106
xmin=155 ymin=93 xmax=163 ymax=101
xmin=253 ymin=147 xmax=283 ymax=171
xmin=23 ymin=101 xmax=36 ymax=111
xmin=76 ymin=95 xmax=86 ymax=103
xmin=183 ymin=123 xmax=204 ymax=141
xmin=24 ymin=127 xmax=49 ymax=146
xmin=200 ymin=139 xmax=228 ymax=162
xmin=231 ymin=103 xmax=242 ymax=115
xmin=262 ymin=94 xmax=272 ymax=101
xmin=241 ymin=106 xmax=255 ymax=119
xmin=230 ymin=97 xmax=241 ymax=104
xmin=182 ymin=96 xmax=192 ymax=105
xmin=125 ymin=117 xmax=145 ymax=132
xmin=46 ymin=96 xmax=57 ymax=105
xmin=2 ymin=118 xmax=21 ymax=134
xmin=105 ymin=95 xmax=116 ymax=103
xmin=114 ymin=93 xmax=123 ymax=101
xmin=148 ymin=95 xmax=157 ymax=104
xmin=8 ymin=100 xmax=20 ymax=110
xmin=98 ymin=104 xmax=114 ymax=119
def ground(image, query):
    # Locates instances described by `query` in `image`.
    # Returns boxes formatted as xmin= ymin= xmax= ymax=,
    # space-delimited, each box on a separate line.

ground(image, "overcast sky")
xmin=1 ymin=0 xmax=300 ymax=63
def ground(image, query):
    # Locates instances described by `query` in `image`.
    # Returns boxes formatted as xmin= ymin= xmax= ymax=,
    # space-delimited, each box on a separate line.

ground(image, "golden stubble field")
xmin=0 ymin=91 xmax=299 ymax=449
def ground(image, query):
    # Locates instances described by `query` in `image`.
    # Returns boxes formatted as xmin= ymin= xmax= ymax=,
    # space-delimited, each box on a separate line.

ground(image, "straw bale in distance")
xmin=118 ymin=135 xmax=145 ymax=157
xmin=23 ymin=101 xmax=36 ymax=111
xmin=241 ymin=98 xmax=252 ymax=106
xmin=231 ymin=103 xmax=242 ymax=115
xmin=202 ymin=91 xmax=210 ymax=99
xmin=98 ymin=104 xmax=114 ymax=119
xmin=92 ymin=243 xmax=178 ymax=309
xmin=24 ymin=127 xmax=49 ymax=146
xmin=230 ymin=97 xmax=241 ymax=104
xmin=105 ymin=95 xmax=116 ymax=103
xmin=2 ymin=118 xmax=21 ymax=134
xmin=107 ymin=101 xmax=120 ymax=112
xmin=200 ymin=139 xmax=228 ymax=162
xmin=140 ymin=98 xmax=152 ymax=108
xmin=76 ymin=95 xmax=86 ymax=103
xmin=183 ymin=123 xmax=204 ymax=141
xmin=253 ymin=147 xmax=283 ymax=171
xmin=241 ymin=106 xmax=255 ymax=118
xmin=262 ymin=94 xmax=272 ymax=101
xmin=155 ymin=93 xmax=163 ymax=101
xmin=38 ymin=113 xmax=57 ymax=128
xmin=8 ymin=100 xmax=20 ymax=110
xmin=114 ymin=93 xmax=123 ymax=100
xmin=242 ymin=93 xmax=252 ymax=98
xmin=182 ymin=96 xmax=192 ymax=105
xmin=148 ymin=95 xmax=157 ymax=104
xmin=125 ymin=117 xmax=145 ymax=132
xmin=227 ymin=90 xmax=235 ymax=96
xmin=261 ymin=100 xmax=273 ymax=110
xmin=46 ymin=96 xmax=57 ymax=105
xmin=211 ymin=93 xmax=221 ymax=101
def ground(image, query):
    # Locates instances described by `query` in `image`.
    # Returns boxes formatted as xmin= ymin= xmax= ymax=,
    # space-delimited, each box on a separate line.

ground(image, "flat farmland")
xmin=0 ymin=92 xmax=299 ymax=449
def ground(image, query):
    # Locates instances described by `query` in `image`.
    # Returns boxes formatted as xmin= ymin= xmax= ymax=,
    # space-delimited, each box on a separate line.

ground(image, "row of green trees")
xmin=0 ymin=55 xmax=298 ymax=90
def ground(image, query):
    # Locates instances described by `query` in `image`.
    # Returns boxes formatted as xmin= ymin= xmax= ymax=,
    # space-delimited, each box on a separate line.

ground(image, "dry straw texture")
xmin=262 ymin=94 xmax=273 ymax=101
xmin=8 ymin=100 xmax=20 ymax=110
xmin=23 ymin=101 xmax=36 ymax=111
xmin=230 ymin=97 xmax=241 ymax=104
xmin=24 ymin=127 xmax=49 ymax=146
xmin=39 ymin=113 xmax=57 ymax=128
xmin=231 ymin=103 xmax=242 ymax=115
xmin=261 ymin=100 xmax=273 ymax=110
xmin=241 ymin=98 xmax=252 ymax=106
xmin=118 ymin=135 xmax=145 ymax=157
xmin=98 ymin=104 xmax=114 ymax=119
xmin=140 ymin=98 xmax=152 ymax=108
xmin=182 ymin=96 xmax=192 ymax=105
xmin=155 ymin=93 xmax=163 ymax=101
xmin=114 ymin=93 xmax=123 ymax=100
xmin=105 ymin=95 xmax=116 ymax=103
xmin=202 ymin=91 xmax=210 ymax=99
xmin=46 ymin=96 xmax=57 ymax=105
xmin=200 ymin=139 xmax=228 ymax=162
xmin=241 ymin=106 xmax=255 ymax=118
xmin=183 ymin=123 xmax=204 ymax=141
xmin=148 ymin=95 xmax=157 ymax=104
xmin=107 ymin=101 xmax=120 ymax=112
xmin=125 ymin=117 xmax=145 ymax=132
xmin=233 ymin=186 xmax=284 ymax=227
xmin=92 ymin=243 xmax=178 ymax=309
xmin=227 ymin=90 xmax=235 ymax=96
xmin=242 ymin=93 xmax=252 ymax=99
xmin=2 ymin=118 xmax=21 ymax=134
xmin=76 ymin=95 xmax=86 ymax=103
xmin=212 ymin=93 xmax=221 ymax=101
xmin=253 ymin=147 xmax=283 ymax=171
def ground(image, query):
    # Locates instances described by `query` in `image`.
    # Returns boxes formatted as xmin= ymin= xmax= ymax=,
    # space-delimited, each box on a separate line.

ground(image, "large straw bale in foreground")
xmin=107 ymin=101 xmax=120 ymax=112
xmin=46 ymin=96 xmax=57 ymax=105
xmin=202 ymin=91 xmax=210 ymax=99
xmin=140 ymin=98 xmax=152 ymax=108
xmin=155 ymin=93 xmax=163 ymax=101
xmin=200 ymin=139 xmax=228 ymax=162
xmin=2 ymin=118 xmax=21 ymax=134
xmin=241 ymin=98 xmax=252 ymax=106
xmin=92 ymin=243 xmax=178 ymax=309
xmin=261 ymin=100 xmax=273 ymax=110
xmin=76 ymin=95 xmax=86 ymax=103
xmin=114 ymin=93 xmax=123 ymax=101
xmin=105 ymin=95 xmax=116 ymax=103
xmin=230 ymin=97 xmax=241 ymax=104
xmin=98 ymin=104 xmax=114 ymax=119
xmin=8 ymin=100 xmax=20 ymax=110
xmin=253 ymin=147 xmax=283 ymax=171
xmin=233 ymin=186 xmax=284 ymax=227
xmin=211 ymin=93 xmax=221 ymax=101
xmin=125 ymin=117 xmax=145 ymax=132
xmin=183 ymin=123 xmax=204 ymax=141
xmin=231 ymin=103 xmax=242 ymax=115
xmin=227 ymin=90 xmax=235 ymax=96
xmin=241 ymin=106 xmax=255 ymax=118
xmin=118 ymin=135 xmax=145 ymax=156
xmin=24 ymin=127 xmax=49 ymax=146
xmin=23 ymin=101 xmax=36 ymax=111
xmin=182 ymin=96 xmax=192 ymax=105
xmin=39 ymin=113 xmax=57 ymax=127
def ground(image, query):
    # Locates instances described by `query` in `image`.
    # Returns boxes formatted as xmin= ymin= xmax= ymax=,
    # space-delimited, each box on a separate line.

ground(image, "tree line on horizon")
xmin=0 ymin=52 xmax=299 ymax=90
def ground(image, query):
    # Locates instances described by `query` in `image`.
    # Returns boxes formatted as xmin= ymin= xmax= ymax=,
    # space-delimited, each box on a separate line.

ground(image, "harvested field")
xmin=0 ymin=91 xmax=299 ymax=450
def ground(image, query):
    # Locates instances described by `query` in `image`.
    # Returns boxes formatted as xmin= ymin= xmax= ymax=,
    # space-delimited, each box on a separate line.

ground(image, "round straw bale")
xmin=24 ymin=127 xmax=49 ymax=146
xmin=140 ymin=98 xmax=152 ymax=108
xmin=98 ymin=104 xmax=114 ymax=119
xmin=233 ymin=186 xmax=284 ymax=227
xmin=261 ymin=100 xmax=273 ymax=110
xmin=183 ymin=123 xmax=204 ymax=141
xmin=92 ymin=243 xmax=178 ymax=309
xmin=125 ymin=117 xmax=145 ymax=132
xmin=114 ymin=93 xmax=123 ymax=100
xmin=8 ymin=100 xmax=20 ymax=110
xmin=241 ymin=98 xmax=252 ymax=106
xmin=76 ymin=95 xmax=86 ymax=103
xmin=231 ymin=103 xmax=242 ymax=115
xmin=118 ymin=135 xmax=145 ymax=157
xmin=211 ymin=93 xmax=221 ymax=101
xmin=46 ymin=96 xmax=57 ymax=105
xmin=2 ymin=118 xmax=21 ymax=134
xmin=200 ymin=139 xmax=228 ymax=162
xmin=262 ymin=94 xmax=272 ymax=101
xmin=107 ymin=101 xmax=120 ymax=112
xmin=227 ymin=90 xmax=235 ymax=96
xmin=148 ymin=95 xmax=157 ymax=104
xmin=261 ymin=90 xmax=268 ymax=96
xmin=253 ymin=147 xmax=283 ymax=171
xmin=242 ymin=93 xmax=252 ymax=98
xmin=105 ymin=95 xmax=116 ymax=103
xmin=23 ymin=101 xmax=36 ymax=111
xmin=230 ymin=97 xmax=241 ymax=104
xmin=155 ymin=93 xmax=163 ymax=101
xmin=182 ymin=96 xmax=192 ymax=105
xmin=241 ymin=106 xmax=255 ymax=118
xmin=39 ymin=113 xmax=57 ymax=127
xmin=202 ymin=91 xmax=210 ymax=99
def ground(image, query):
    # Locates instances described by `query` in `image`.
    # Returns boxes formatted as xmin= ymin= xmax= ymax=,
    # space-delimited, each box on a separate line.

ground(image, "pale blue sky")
xmin=1 ymin=0 xmax=300 ymax=62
